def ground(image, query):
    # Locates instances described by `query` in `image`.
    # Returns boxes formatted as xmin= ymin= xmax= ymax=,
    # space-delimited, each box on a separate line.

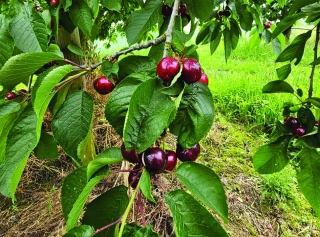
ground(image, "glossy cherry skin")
xmin=157 ymin=57 xmax=180 ymax=83
xmin=178 ymin=3 xmax=187 ymax=15
xmin=176 ymin=143 xmax=200 ymax=162
xmin=198 ymin=73 xmax=209 ymax=85
xmin=284 ymin=116 xmax=300 ymax=130
xmin=162 ymin=3 xmax=172 ymax=17
xmin=6 ymin=92 xmax=18 ymax=100
xmin=93 ymin=76 xmax=115 ymax=95
xmin=294 ymin=126 xmax=306 ymax=138
xmin=128 ymin=164 xmax=142 ymax=188
xmin=165 ymin=150 xmax=177 ymax=172
xmin=50 ymin=0 xmax=59 ymax=6
xmin=181 ymin=58 xmax=202 ymax=84
xmin=263 ymin=22 xmax=271 ymax=29
xmin=121 ymin=143 xmax=140 ymax=163
xmin=142 ymin=147 xmax=167 ymax=174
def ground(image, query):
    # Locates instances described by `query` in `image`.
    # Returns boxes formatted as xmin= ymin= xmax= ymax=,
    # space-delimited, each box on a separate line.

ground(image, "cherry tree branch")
xmin=163 ymin=0 xmax=180 ymax=57
xmin=308 ymin=24 xmax=320 ymax=98
xmin=93 ymin=218 xmax=122 ymax=235
xmin=90 ymin=35 xmax=166 ymax=70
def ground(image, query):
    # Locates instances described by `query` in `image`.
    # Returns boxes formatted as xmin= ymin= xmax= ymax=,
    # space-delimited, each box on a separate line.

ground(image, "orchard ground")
xmin=1 ymin=29 xmax=320 ymax=236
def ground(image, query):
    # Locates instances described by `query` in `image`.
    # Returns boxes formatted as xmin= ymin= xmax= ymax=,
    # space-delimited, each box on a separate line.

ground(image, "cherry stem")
xmin=64 ymin=58 xmax=88 ymax=71
xmin=117 ymin=178 xmax=141 ymax=237
xmin=54 ymin=71 xmax=88 ymax=91
xmin=93 ymin=218 xmax=122 ymax=235
xmin=137 ymin=191 xmax=146 ymax=226
xmin=163 ymin=0 xmax=180 ymax=57
xmin=114 ymin=167 xmax=142 ymax=173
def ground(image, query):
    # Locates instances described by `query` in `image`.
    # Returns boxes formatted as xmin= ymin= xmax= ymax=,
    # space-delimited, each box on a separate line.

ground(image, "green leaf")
xmin=276 ymin=64 xmax=291 ymax=80
xmin=235 ymin=3 xmax=253 ymax=31
xmin=68 ymin=45 xmax=85 ymax=56
xmin=101 ymin=0 xmax=122 ymax=12
xmin=82 ymin=186 xmax=129 ymax=237
xmin=125 ymin=0 xmax=162 ymax=45
xmin=262 ymin=80 xmax=294 ymax=94
xmin=230 ymin=19 xmax=240 ymax=50
xmin=272 ymin=13 xmax=307 ymax=39
xmin=34 ymin=131 xmax=58 ymax=159
xmin=101 ymin=61 xmax=119 ymax=79
xmin=64 ymin=225 xmax=95 ymax=237
xmin=0 ymin=105 xmax=37 ymax=199
xmin=65 ymin=167 xmax=109 ymax=231
xmin=183 ymin=0 xmax=213 ymax=22
xmin=298 ymin=107 xmax=315 ymax=133
xmin=253 ymin=136 xmax=292 ymax=174
xmin=123 ymin=223 xmax=159 ymax=237
xmin=249 ymin=33 xmax=261 ymax=49
xmin=124 ymin=79 xmax=176 ymax=153
xmin=276 ymin=31 xmax=312 ymax=65
xmin=272 ymin=38 xmax=282 ymax=56
xmin=87 ymin=147 xmax=123 ymax=180
xmin=69 ymin=0 xmax=93 ymax=37
xmin=297 ymin=147 xmax=320 ymax=216
xmin=140 ymin=169 xmax=156 ymax=203
xmin=165 ymin=190 xmax=228 ymax=237
xmin=105 ymin=75 xmax=148 ymax=136
xmin=263 ymin=29 xmax=272 ymax=44
xmin=306 ymin=97 xmax=320 ymax=108
xmin=89 ymin=0 xmax=100 ymax=19
xmin=170 ymin=83 xmax=214 ymax=149
xmin=0 ymin=52 xmax=63 ymax=88
xmin=223 ymin=28 xmax=232 ymax=62
xmin=289 ymin=0 xmax=318 ymax=14
xmin=176 ymin=162 xmax=228 ymax=222
xmin=210 ymin=31 xmax=222 ymax=55
xmin=118 ymin=56 xmax=156 ymax=80
xmin=9 ymin=6 xmax=48 ymax=52
xmin=0 ymin=15 xmax=14 ymax=70
xmin=52 ymin=91 xmax=94 ymax=161
xmin=196 ymin=21 xmax=211 ymax=45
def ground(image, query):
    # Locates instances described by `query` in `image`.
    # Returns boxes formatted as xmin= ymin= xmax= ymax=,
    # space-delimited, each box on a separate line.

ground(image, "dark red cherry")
xmin=263 ymin=22 xmax=271 ymax=29
xmin=156 ymin=57 xmax=180 ymax=84
xmin=6 ymin=92 xmax=18 ymax=100
xmin=284 ymin=116 xmax=300 ymax=130
xmin=141 ymin=147 xmax=167 ymax=174
xmin=165 ymin=150 xmax=177 ymax=172
xmin=176 ymin=143 xmax=200 ymax=162
xmin=294 ymin=126 xmax=306 ymax=138
xmin=181 ymin=58 xmax=202 ymax=84
xmin=93 ymin=76 xmax=115 ymax=95
xmin=178 ymin=3 xmax=188 ymax=15
xmin=198 ymin=72 xmax=209 ymax=85
xmin=121 ymin=143 xmax=140 ymax=163
xmin=128 ymin=164 xmax=142 ymax=188
xmin=50 ymin=19 xmax=54 ymax=28
xmin=50 ymin=0 xmax=59 ymax=6
xmin=162 ymin=3 xmax=172 ymax=17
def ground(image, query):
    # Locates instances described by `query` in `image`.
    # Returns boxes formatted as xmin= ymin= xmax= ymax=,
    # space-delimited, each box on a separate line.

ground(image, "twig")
xmin=309 ymin=23 xmax=320 ymax=98
xmin=93 ymin=218 xmax=122 ymax=235
xmin=90 ymin=35 xmax=166 ymax=70
xmin=64 ymin=58 xmax=88 ymax=70
xmin=53 ymin=71 xmax=88 ymax=91
xmin=163 ymin=0 xmax=180 ymax=57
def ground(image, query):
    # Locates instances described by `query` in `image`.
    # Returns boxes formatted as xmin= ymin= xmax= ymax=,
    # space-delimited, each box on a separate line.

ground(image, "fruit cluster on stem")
xmin=284 ymin=116 xmax=306 ymax=138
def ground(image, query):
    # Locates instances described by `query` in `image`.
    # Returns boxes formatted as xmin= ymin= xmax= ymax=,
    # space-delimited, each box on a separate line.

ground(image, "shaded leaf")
xmin=298 ymin=107 xmax=315 ymax=133
xmin=64 ymin=225 xmax=95 ymax=237
xmin=140 ymin=169 xmax=156 ymax=203
xmin=69 ymin=0 xmax=93 ymax=37
xmin=262 ymin=80 xmax=294 ymax=94
xmin=272 ymin=13 xmax=307 ymax=39
xmin=34 ymin=131 xmax=58 ymax=159
xmin=0 ymin=15 xmax=14 ymax=70
xmin=276 ymin=64 xmax=291 ymax=80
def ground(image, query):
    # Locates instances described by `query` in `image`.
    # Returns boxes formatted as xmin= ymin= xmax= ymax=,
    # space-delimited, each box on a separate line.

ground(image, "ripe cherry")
xmin=141 ymin=147 xmax=167 ymax=174
xmin=128 ymin=164 xmax=142 ymax=188
xmin=198 ymin=72 xmax=209 ymax=85
xmin=93 ymin=76 xmax=115 ymax=95
xmin=162 ymin=3 xmax=172 ymax=17
xmin=263 ymin=22 xmax=271 ymax=29
xmin=294 ymin=126 xmax=306 ymax=138
xmin=181 ymin=58 xmax=202 ymax=84
xmin=284 ymin=116 xmax=300 ymax=130
xmin=178 ymin=3 xmax=188 ymax=15
xmin=121 ymin=143 xmax=140 ymax=163
xmin=6 ymin=92 xmax=18 ymax=100
xmin=157 ymin=57 xmax=180 ymax=84
xmin=50 ymin=19 xmax=54 ymax=28
xmin=50 ymin=0 xmax=59 ymax=6
xmin=176 ymin=143 xmax=200 ymax=162
xmin=165 ymin=150 xmax=177 ymax=172
xmin=315 ymin=120 xmax=319 ymax=127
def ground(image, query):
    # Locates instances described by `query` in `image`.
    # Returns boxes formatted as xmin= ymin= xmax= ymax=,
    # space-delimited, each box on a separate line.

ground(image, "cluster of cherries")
xmin=263 ymin=21 xmax=272 ymax=29
xmin=162 ymin=2 xmax=190 ymax=21
xmin=122 ymin=142 xmax=200 ymax=188
xmin=156 ymin=56 xmax=209 ymax=86
xmin=5 ymin=89 xmax=28 ymax=101
xmin=284 ymin=116 xmax=306 ymax=138
xmin=217 ymin=6 xmax=231 ymax=18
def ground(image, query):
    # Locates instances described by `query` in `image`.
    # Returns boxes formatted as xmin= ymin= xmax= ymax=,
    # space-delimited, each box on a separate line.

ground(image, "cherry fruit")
xmin=93 ymin=76 xmax=115 ymax=95
xmin=181 ymin=58 xmax=202 ymax=84
xmin=50 ymin=0 xmax=59 ymax=6
xmin=263 ymin=22 xmax=271 ymax=29
xmin=198 ymin=72 xmax=209 ymax=85
xmin=157 ymin=57 xmax=180 ymax=84
xmin=128 ymin=164 xmax=142 ymax=188
xmin=141 ymin=147 xmax=167 ymax=174
xmin=121 ymin=143 xmax=140 ymax=163
xmin=284 ymin=116 xmax=300 ymax=130
xmin=165 ymin=150 xmax=177 ymax=172
xmin=294 ymin=127 xmax=306 ymax=138
xmin=176 ymin=143 xmax=200 ymax=162
xmin=178 ymin=3 xmax=188 ymax=15
xmin=6 ymin=92 xmax=18 ymax=100
xmin=162 ymin=3 xmax=172 ymax=17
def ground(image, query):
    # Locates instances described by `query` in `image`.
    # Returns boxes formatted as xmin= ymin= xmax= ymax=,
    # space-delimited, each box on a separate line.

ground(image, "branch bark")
xmin=308 ymin=24 xmax=320 ymax=98
xmin=163 ymin=0 xmax=180 ymax=57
